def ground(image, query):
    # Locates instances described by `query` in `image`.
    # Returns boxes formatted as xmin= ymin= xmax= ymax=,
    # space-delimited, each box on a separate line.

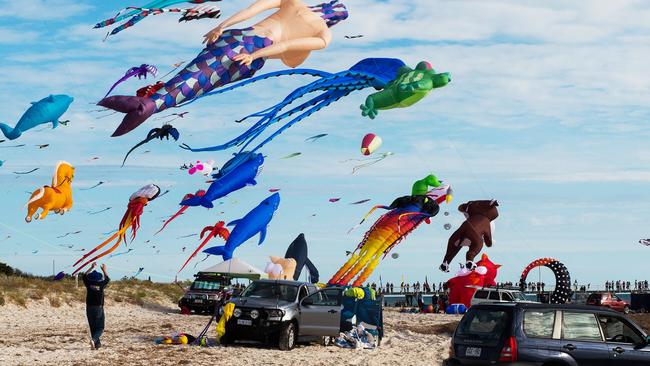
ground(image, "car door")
xmin=298 ymin=288 xmax=343 ymax=337
xmin=597 ymin=314 xmax=650 ymax=365
xmin=612 ymin=296 xmax=625 ymax=312
xmin=554 ymin=311 xmax=611 ymax=366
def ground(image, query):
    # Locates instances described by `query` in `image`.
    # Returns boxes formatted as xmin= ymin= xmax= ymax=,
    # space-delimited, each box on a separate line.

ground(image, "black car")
xmin=178 ymin=272 xmax=233 ymax=314
xmin=445 ymin=302 xmax=650 ymax=365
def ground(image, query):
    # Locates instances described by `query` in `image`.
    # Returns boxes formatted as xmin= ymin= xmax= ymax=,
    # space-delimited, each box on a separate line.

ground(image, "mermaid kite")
xmin=72 ymin=184 xmax=161 ymax=275
xmin=99 ymin=0 xmax=349 ymax=136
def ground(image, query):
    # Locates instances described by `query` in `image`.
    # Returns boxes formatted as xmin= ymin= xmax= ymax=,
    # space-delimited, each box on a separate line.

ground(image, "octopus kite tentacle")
xmin=179 ymin=59 xmax=404 ymax=154
xmin=154 ymin=190 xmax=206 ymax=235
xmin=178 ymin=221 xmax=229 ymax=273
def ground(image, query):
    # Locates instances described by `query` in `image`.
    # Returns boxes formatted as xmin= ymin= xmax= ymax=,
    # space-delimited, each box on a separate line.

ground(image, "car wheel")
xmin=219 ymin=332 xmax=234 ymax=346
xmin=623 ymin=305 xmax=630 ymax=314
xmin=279 ymin=323 xmax=296 ymax=351
xmin=320 ymin=336 xmax=331 ymax=347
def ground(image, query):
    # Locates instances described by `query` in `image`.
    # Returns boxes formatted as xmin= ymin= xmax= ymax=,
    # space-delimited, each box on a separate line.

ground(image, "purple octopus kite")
xmin=104 ymin=64 xmax=158 ymax=98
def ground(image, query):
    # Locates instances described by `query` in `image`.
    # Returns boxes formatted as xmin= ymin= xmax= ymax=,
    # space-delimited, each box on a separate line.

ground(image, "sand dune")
xmin=0 ymin=300 xmax=457 ymax=366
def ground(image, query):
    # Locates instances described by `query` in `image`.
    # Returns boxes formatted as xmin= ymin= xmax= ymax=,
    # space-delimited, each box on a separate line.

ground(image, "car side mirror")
xmin=302 ymin=297 xmax=313 ymax=306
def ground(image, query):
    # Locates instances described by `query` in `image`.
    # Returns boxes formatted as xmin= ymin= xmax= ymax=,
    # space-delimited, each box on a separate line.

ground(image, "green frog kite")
xmin=360 ymin=61 xmax=450 ymax=119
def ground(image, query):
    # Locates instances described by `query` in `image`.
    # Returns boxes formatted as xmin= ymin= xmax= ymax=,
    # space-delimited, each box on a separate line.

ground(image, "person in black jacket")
xmin=83 ymin=262 xmax=110 ymax=349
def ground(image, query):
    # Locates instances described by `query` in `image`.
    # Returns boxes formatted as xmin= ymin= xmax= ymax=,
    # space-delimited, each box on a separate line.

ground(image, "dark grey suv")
xmin=445 ymin=303 xmax=650 ymax=365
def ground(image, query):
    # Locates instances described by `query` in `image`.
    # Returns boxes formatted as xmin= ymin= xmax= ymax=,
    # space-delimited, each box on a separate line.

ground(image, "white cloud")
xmin=0 ymin=27 xmax=38 ymax=43
xmin=0 ymin=0 xmax=91 ymax=20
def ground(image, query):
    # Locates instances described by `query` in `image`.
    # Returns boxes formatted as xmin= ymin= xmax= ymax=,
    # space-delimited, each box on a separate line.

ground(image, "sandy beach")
xmin=0 ymin=298 xmax=458 ymax=366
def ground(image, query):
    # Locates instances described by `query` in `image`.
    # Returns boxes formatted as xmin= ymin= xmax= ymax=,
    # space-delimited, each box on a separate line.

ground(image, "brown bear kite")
xmin=440 ymin=200 xmax=499 ymax=272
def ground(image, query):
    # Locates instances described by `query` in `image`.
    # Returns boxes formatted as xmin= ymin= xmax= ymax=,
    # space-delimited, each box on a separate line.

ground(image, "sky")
xmin=1 ymin=0 xmax=650 ymax=289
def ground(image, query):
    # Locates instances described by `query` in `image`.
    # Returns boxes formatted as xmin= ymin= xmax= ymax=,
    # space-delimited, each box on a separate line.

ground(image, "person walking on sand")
xmin=83 ymin=262 xmax=110 ymax=350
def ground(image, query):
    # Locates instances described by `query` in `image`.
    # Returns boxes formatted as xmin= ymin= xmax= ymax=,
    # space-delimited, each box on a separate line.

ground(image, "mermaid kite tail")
xmin=97 ymin=96 xmax=156 ymax=137
xmin=100 ymin=28 xmax=271 ymax=136
xmin=0 ymin=123 xmax=21 ymax=140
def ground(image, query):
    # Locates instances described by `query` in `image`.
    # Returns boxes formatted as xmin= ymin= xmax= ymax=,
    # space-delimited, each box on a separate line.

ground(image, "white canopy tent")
xmin=201 ymin=258 xmax=266 ymax=280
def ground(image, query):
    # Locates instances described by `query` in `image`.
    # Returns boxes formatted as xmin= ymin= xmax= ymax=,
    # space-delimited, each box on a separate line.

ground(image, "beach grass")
xmin=0 ymin=274 xmax=189 ymax=308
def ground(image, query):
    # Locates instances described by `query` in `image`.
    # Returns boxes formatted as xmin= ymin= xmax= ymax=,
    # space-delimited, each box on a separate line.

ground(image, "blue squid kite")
xmin=179 ymin=58 xmax=450 ymax=154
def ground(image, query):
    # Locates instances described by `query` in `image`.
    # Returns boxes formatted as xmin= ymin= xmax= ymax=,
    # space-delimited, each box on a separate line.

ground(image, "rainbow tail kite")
xmin=329 ymin=195 xmax=442 ymax=287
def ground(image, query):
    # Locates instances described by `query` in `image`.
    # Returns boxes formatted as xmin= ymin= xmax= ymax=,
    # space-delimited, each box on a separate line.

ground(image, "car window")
xmin=240 ymin=282 xmax=298 ymax=302
xmin=562 ymin=312 xmax=602 ymax=341
xmin=191 ymin=280 xmax=222 ymax=291
xmin=512 ymin=292 xmax=527 ymax=301
xmin=614 ymin=296 xmax=622 ymax=302
xmin=489 ymin=291 xmax=500 ymax=300
xmin=502 ymin=292 xmax=514 ymax=301
xmin=305 ymin=288 xmax=341 ymax=306
xmin=524 ymin=310 xmax=555 ymax=338
xmin=475 ymin=290 xmax=488 ymax=299
xmin=456 ymin=309 xmax=509 ymax=341
xmin=597 ymin=315 xmax=643 ymax=344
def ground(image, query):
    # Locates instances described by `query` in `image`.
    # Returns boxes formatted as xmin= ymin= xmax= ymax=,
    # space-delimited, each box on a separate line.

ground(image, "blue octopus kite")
xmin=179 ymin=58 xmax=450 ymax=154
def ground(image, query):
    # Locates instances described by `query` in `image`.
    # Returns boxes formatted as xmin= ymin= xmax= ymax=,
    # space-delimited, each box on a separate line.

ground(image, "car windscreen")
xmin=240 ymin=282 xmax=298 ymax=303
xmin=191 ymin=280 xmax=224 ymax=291
xmin=511 ymin=292 xmax=528 ymax=301
xmin=456 ymin=308 xmax=510 ymax=341
xmin=587 ymin=293 xmax=602 ymax=301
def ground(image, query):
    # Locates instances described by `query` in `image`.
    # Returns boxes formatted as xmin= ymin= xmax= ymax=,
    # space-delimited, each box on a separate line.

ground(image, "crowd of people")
xmin=367 ymin=279 xmax=650 ymax=295
xmin=604 ymin=280 xmax=649 ymax=292
xmin=370 ymin=281 xmax=445 ymax=294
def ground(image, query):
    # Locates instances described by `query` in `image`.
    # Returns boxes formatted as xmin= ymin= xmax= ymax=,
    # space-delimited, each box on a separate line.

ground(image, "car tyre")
xmin=279 ymin=322 xmax=296 ymax=351
xmin=219 ymin=332 xmax=234 ymax=346
xmin=623 ymin=305 xmax=630 ymax=314
xmin=320 ymin=336 xmax=332 ymax=346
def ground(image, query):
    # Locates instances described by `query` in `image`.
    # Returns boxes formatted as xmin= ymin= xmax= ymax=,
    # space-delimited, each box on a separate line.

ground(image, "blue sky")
xmin=1 ymin=0 xmax=650 ymax=288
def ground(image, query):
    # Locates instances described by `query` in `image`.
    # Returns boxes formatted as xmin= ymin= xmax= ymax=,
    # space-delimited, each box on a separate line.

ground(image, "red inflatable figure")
xmin=445 ymin=254 xmax=501 ymax=308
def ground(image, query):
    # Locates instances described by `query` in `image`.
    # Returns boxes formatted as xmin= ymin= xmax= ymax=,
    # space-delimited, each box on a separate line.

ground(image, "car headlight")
xmin=250 ymin=310 xmax=259 ymax=319
xmin=267 ymin=309 xmax=284 ymax=318
xmin=233 ymin=308 xmax=242 ymax=317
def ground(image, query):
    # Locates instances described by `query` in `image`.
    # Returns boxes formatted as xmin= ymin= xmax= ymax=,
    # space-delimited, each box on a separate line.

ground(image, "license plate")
xmin=465 ymin=347 xmax=481 ymax=357
xmin=193 ymin=299 xmax=204 ymax=303
xmin=237 ymin=319 xmax=252 ymax=326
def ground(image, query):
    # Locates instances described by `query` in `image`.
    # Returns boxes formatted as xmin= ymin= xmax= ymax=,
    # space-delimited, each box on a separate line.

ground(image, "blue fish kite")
xmin=181 ymin=153 xmax=264 ymax=208
xmin=203 ymin=192 xmax=280 ymax=260
xmin=0 ymin=95 xmax=73 ymax=140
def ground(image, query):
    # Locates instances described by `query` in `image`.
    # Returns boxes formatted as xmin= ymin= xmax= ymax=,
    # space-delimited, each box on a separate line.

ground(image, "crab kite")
xmin=180 ymin=58 xmax=450 ymax=154
xmin=72 ymin=184 xmax=161 ymax=274
xmin=154 ymin=189 xmax=206 ymax=234
xmin=178 ymin=221 xmax=229 ymax=273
